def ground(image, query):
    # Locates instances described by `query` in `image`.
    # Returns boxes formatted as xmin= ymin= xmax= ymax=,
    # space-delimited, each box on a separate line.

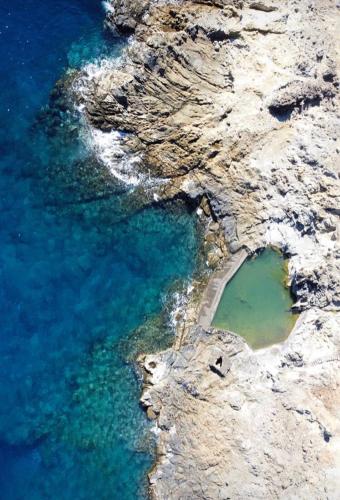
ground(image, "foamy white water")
xmin=168 ymin=283 xmax=195 ymax=331
xmin=102 ymin=1 xmax=115 ymax=15
xmin=73 ymin=48 xmax=168 ymax=188
xmin=72 ymin=53 xmax=147 ymax=186
xmin=74 ymin=54 xmax=123 ymax=101
xmin=89 ymin=128 xmax=143 ymax=185
xmin=70 ymin=5 xmax=174 ymax=190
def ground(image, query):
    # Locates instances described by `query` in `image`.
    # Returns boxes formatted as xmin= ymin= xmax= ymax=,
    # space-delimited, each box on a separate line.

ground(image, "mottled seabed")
xmin=0 ymin=1 xmax=201 ymax=498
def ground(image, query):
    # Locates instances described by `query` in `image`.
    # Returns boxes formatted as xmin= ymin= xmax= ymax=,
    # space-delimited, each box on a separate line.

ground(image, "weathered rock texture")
xmin=79 ymin=0 xmax=340 ymax=498
xmin=142 ymin=310 xmax=340 ymax=499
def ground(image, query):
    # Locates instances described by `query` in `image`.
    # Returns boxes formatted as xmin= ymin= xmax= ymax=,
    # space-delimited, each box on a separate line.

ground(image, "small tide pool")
xmin=212 ymin=249 xmax=298 ymax=349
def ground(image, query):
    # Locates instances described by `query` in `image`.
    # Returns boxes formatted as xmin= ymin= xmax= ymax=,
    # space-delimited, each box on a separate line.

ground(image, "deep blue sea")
xmin=0 ymin=1 xmax=200 ymax=498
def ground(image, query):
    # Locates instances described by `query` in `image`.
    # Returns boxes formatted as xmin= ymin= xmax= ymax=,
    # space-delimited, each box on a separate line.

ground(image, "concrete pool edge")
xmin=197 ymin=248 xmax=248 ymax=330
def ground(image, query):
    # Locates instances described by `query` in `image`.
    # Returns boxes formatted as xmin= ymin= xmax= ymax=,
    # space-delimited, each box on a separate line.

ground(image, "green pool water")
xmin=212 ymin=249 xmax=298 ymax=349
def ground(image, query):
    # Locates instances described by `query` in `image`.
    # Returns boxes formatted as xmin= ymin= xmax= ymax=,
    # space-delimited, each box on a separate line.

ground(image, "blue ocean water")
xmin=0 ymin=1 xmax=200 ymax=498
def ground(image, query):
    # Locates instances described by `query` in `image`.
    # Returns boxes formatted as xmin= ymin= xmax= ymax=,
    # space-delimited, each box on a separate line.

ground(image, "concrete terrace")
xmin=198 ymin=248 xmax=248 ymax=330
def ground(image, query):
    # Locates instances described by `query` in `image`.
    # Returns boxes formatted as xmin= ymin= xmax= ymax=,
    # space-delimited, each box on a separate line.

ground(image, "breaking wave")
xmin=73 ymin=49 xmax=165 ymax=188
xmin=167 ymin=282 xmax=195 ymax=332
xmin=86 ymin=127 xmax=143 ymax=186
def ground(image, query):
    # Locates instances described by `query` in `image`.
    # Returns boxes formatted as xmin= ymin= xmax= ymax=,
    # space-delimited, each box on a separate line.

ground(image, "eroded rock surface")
xmin=142 ymin=311 xmax=340 ymax=499
xmin=79 ymin=0 xmax=340 ymax=497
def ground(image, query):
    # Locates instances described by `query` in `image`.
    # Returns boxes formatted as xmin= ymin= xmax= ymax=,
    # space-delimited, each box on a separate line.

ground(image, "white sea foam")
xmin=88 ymin=128 xmax=143 ymax=186
xmin=102 ymin=1 xmax=115 ymax=15
xmin=71 ymin=26 xmax=168 ymax=189
xmin=83 ymin=124 xmax=168 ymax=188
xmin=73 ymin=59 xmax=147 ymax=186
xmin=72 ymin=56 xmax=147 ymax=186
xmin=168 ymin=283 xmax=194 ymax=331
xmin=74 ymin=55 xmax=123 ymax=102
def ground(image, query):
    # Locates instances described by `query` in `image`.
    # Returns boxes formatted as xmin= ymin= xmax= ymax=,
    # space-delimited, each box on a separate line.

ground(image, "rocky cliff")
xmin=79 ymin=0 xmax=340 ymax=498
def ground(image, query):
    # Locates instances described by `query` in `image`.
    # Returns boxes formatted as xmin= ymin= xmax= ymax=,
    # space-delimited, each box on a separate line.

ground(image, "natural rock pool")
xmin=212 ymin=249 xmax=298 ymax=349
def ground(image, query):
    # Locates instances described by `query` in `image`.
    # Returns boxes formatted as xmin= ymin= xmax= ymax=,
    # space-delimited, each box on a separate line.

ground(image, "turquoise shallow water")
xmin=212 ymin=249 xmax=298 ymax=349
xmin=0 ymin=1 xmax=201 ymax=498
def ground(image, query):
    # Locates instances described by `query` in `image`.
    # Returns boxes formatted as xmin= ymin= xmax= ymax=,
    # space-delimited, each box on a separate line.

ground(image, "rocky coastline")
xmin=80 ymin=0 xmax=339 ymax=498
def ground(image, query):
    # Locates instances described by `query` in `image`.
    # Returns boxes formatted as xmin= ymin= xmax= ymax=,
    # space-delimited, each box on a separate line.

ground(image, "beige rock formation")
xmin=77 ymin=0 xmax=340 ymax=497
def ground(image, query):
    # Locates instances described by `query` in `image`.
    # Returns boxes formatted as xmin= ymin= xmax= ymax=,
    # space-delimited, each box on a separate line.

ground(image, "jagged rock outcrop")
xmin=268 ymin=80 xmax=336 ymax=117
xmin=104 ymin=0 xmax=150 ymax=34
xmin=76 ymin=0 xmax=340 ymax=498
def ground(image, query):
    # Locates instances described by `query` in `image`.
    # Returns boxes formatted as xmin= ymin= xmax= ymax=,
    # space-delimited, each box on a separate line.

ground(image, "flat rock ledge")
xmin=83 ymin=0 xmax=340 ymax=498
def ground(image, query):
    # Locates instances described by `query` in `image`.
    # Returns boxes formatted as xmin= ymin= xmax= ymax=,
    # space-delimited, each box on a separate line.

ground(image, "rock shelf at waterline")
xmin=91 ymin=1 xmax=340 ymax=498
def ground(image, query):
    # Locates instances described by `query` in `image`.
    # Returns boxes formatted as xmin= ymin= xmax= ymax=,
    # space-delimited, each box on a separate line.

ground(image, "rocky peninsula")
xmin=79 ymin=0 xmax=340 ymax=498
